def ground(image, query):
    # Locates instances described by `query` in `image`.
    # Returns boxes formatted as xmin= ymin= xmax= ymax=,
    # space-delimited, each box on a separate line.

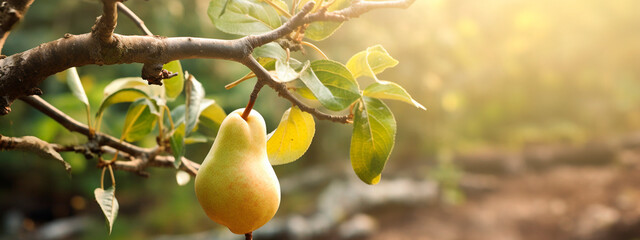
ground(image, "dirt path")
xmin=371 ymin=165 xmax=640 ymax=240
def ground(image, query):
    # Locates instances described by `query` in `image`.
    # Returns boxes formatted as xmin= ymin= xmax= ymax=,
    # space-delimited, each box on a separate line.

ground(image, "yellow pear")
xmin=195 ymin=108 xmax=281 ymax=234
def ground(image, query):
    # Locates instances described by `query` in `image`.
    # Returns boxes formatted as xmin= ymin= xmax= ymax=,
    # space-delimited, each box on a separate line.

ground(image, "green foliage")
xmin=170 ymin=123 xmax=186 ymax=168
xmin=346 ymin=45 xmax=399 ymax=79
xmin=122 ymin=98 xmax=158 ymax=142
xmin=303 ymin=60 xmax=361 ymax=111
xmin=350 ymin=97 xmax=396 ymax=184
xmin=163 ymin=61 xmax=185 ymax=100
xmin=208 ymin=0 xmax=282 ymax=36
xmin=301 ymin=0 xmax=352 ymax=41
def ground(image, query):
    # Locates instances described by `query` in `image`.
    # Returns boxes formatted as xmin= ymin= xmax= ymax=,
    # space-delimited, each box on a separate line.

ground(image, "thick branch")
xmin=0 ymin=0 xmax=34 ymax=54
xmin=241 ymin=56 xmax=352 ymax=123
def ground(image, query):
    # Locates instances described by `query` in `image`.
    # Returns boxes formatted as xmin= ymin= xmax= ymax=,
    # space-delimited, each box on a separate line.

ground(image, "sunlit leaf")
xmin=66 ymin=67 xmax=89 ymax=107
xmin=363 ymin=80 xmax=426 ymax=110
xmin=350 ymin=97 xmax=396 ymax=185
xmin=300 ymin=60 xmax=360 ymax=111
xmin=302 ymin=0 xmax=352 ymax=41
xmin=208 ymin=0 xmax=282 ymax=36
xmin=94 ymin=187 xmax=119 ymax=234
xmin=185 ymin=74 xmax=205 ymax=136
xmin=198 ymin=99 xmax=227 ymax=137
xmin=163 ymin=61 xmax=185 ymax=100
xmin=254 ymin=42 xmax=287 ymax=62
xmin=96 ymin=88 xmax=149 ymax=119
xmin=267 ymin=106 xmax=315 ymax=165
xmin=170 ymin=123 xmax=186 ymax=168
xmin=275 ymin=59 xmax=299 ymax=82
xmin=176 ymin=170 xmax=191 ymax=186
xmin=122 ymin=98 xmax=158 ymax=142
xmin=346 ymin=45 xmax=399 ymax=79
xmin=103 ymin=77 xmax=164 ymax=99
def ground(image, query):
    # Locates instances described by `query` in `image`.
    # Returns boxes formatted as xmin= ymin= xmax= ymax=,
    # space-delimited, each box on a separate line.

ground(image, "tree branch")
xmin=18 ymin=95 xmax=201 ymax=176
xmin=0 ymin=0 xmax=415 ymax=115
xmin=92 ymin=0 xmax=121 ymax=44
xmin=20 ymin=95 xmax=147 ymax=155
xmin=0 ymin=0 xmax=34 ymax=54
xmin=0 ymin=134 xmax=71 ymax=173
xmin=304 ymin=0 xmax=416 ymax=22
xmin=241 ymin=56 xmax=352 ymax=123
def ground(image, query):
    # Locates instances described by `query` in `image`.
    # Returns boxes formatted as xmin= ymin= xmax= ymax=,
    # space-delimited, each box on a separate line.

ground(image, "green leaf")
xmin=267 ymin=106 xmax=315 ymax=165
xmin=275 ymin=59 xmax=299 ymax=82
xmin=163 ymin=61 xmax=185 ymax=100
xmin=363 ymin=81 xmax=426 ymax=110
xmin=185 ymin=134 xmax=210 ymax=144
xmin=208 ymin=0 xmax=282 ymax=36
xmin=196 ymin=99 xmax=226 ymax=138
xmin=303 ymin=0 xmax=352 ymax=41
xmin=94 ymin=187 xmax=119 ymax=234
xmin=185 ymin=75 xmax=205 ymax=136
xmin=350 ymin=97 xmax=396 ymax=185
xmin=300 ymin=60 xmax=360 ymax=111
xmin=103 ymin=77 xmax=164 ymax=99
xmin=66 ymin=67 xmax=89 ymax=107
xmin=346 ymin=45 xmax=399 ymax=79
xmin=253 ymin=42 xmax=287 ymax=62
xmin=169 ymin=123 xmax=186 ymax=168
xmin=96 ymin=88 xmax=150 ymax=119
xmin=122 ymin=98 xmax=158 ymax=142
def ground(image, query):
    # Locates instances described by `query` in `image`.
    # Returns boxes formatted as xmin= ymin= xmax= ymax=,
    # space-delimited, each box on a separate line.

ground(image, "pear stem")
xmin=245 ymin=232 xmax=253 ymax=240
xmin=241 ymin=80 xmax=265 ymax=120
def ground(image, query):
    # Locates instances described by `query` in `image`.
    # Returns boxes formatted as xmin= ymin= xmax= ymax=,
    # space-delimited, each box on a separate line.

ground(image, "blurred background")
xmin=3 ymin=0 xmax=640 ymax=239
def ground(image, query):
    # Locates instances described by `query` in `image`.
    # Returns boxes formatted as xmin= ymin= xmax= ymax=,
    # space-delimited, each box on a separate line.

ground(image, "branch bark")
xmin=0 ymin=134 xmax=71 ymax=173
xmin=0 ymin=0 xmax=34 ymax=54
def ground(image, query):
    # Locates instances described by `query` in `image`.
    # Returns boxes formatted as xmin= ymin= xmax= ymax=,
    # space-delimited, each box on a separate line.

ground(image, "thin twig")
xmin=116 ymin=2 xmax=153 ymax=36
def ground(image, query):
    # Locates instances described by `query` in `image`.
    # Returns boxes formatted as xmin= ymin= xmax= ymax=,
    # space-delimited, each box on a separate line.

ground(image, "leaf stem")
xmin=241 ymin=81 xmax=265 ymax=120
xmin=225 ymin=72 xmax=257 ymax=89
xmin=100 ymin=165 xmax=106 ymax=190
xmin=108 ymin=164 xmax=116 ymax=189
xmin=301 ymin=41 xmax=328 ymax=59
xmin=262 ymin=0 xmax=292 ymax=18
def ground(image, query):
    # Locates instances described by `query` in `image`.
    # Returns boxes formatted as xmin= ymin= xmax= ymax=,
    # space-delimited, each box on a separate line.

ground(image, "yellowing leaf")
xmin=346 ymin=45 xmax=399 ymax=79
xmin=350 ymin=97 xmax=396 ymax=184
xmin=163 ymin=61 xmax=185 ymax=100
xmin=363 ymin=80 xmax=426 ymax=110
xmin=267 ymin=106 xmax=315 ymax=165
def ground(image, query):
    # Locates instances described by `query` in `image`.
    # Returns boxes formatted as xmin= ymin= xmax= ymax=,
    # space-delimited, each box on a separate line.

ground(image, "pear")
xmin=195 ymin=108 xmax=281 ymax=234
